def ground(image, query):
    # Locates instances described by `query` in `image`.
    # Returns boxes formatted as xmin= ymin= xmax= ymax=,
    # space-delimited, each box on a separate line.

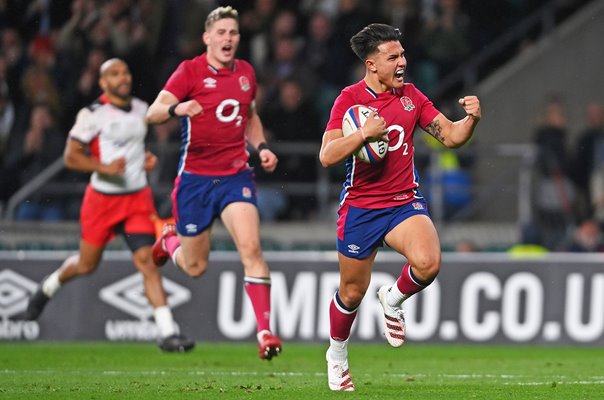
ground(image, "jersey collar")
xmin=99 ymin=94 xmax=132 ymax=112
xmin=203 ymin=53 xmax=237 ymax=75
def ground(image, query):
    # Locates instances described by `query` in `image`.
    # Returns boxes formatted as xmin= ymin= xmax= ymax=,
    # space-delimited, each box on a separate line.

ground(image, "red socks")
xmin=244 ymin=277 xmax=272 ymax=333
xmin=329 ymin=291 xmax=358 ymax=341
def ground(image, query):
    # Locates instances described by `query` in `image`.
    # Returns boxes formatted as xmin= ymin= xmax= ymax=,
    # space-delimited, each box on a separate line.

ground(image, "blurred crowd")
xmin=0 ymin=0 xmax=595 ymax=235
xmin=528 ymin=97 xmax=604 ymax=252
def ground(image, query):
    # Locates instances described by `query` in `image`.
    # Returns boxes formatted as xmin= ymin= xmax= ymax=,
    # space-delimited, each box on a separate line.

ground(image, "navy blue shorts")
xmin=336 ymin=199 xmax=431 ymax=259
xmin=172 ymin=169 xmax=257 ymax=236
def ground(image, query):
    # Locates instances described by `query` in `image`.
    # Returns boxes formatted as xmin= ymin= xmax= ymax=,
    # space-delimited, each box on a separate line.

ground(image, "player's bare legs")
xmin=221 ymin=202 xmax=281 ymax=360
xmin=384 ymin=214 xmax=441 ymax=281
xmin=336 ymin=251 xmax=376 ymax=308
xmin=174 ymin=230 xmax=212 ymax=277
xmin=23 ymin=241 xmax=103 ymax=320
xmin=221 ymin=202 xmax=269 ymax=277
xmin=131 ymin=246 xmax=167 ymax=308
xmin=377 ymin=214 xmax=441 ymax=346
xmin=132 ymin=245 xmax=195 ymax=352
xmin=58 ymin=241 xmax=104 ymax=281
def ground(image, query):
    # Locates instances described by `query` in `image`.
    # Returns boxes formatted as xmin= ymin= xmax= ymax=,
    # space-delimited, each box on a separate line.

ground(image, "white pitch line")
xmin=2 ymin=369 xmax=604 ymax=385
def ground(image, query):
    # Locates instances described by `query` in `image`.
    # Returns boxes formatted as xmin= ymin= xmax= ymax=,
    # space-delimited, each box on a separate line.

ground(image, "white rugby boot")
xmin=326 ymin=347 xmax=355 ymax=391
xmin=377 ymin=285 xmax=406 ymax=347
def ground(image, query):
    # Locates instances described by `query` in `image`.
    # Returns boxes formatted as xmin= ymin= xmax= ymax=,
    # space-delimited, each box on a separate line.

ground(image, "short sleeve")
xmin=69 ymin=107 xmax=97 ymax=144
xmin=415 ymin=88 xmax=440 ymax=129
xmin=325 ymin=89 xmax=356 ymax=132
xmin=164 ymin=61 xmax=191 ymax=101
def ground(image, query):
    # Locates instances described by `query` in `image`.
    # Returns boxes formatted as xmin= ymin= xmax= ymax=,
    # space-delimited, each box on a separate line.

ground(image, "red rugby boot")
xmin=152 ymin=223 xmax=177 ymax=266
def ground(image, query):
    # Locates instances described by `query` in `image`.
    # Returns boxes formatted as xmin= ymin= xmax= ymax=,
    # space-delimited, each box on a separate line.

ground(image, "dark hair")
xmin=350 ymin=24 xmax=402 ymax=61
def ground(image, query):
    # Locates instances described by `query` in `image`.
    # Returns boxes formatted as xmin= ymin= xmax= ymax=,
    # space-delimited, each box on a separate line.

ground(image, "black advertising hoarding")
xmin=1 ymin=251 xmax=603 ymax=345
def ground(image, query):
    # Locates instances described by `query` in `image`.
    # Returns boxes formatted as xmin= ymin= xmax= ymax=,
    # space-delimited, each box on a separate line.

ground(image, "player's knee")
xmin=77 ymin=262 xmax=98 ymax=275
xmin=184 ymin=259 xmax=208 ymax=278
xmin=340 ymin=285 xmax=366 ymax=308
xmin=238 ymin=242 xmax=262 ymax=263
xmin=411 ymin=253 xmax=441 ymax=280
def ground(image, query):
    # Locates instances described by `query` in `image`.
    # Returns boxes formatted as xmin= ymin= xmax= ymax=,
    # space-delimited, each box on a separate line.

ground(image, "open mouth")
xmin=395 ymin=69 xmax=405 ymax=80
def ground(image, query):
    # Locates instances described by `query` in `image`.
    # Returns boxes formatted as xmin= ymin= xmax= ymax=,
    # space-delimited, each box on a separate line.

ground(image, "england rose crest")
xmin=400 ymin=96 xmax=415 ymax=111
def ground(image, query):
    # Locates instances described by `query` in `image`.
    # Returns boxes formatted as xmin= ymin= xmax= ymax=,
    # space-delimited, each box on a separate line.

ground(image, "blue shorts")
xmin=336 ymin=199 xmax=431 ymax=259
xmin=172 ymin=169 xmax=257 ymax=236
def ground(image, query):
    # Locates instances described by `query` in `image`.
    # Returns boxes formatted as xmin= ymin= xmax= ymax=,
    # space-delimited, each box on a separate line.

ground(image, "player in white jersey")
xmin=22 ymin=58 xmax=195 ymax=352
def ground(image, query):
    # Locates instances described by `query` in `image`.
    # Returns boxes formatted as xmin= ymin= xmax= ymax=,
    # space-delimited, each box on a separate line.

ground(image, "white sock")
xmin=171 ymin=247 xmax=182 ymax=269
xmin=386 ymin=283 xmax=406 ymax=307
xmin=257 ymin=329 xmax=271 ymax=342
xmin=328 ymin=337 xmax=348 ymax=361
xmin=42 ymin=271 xmax=62 ymax=297
xmin=154 ymin=306 xmax=178 ymax=338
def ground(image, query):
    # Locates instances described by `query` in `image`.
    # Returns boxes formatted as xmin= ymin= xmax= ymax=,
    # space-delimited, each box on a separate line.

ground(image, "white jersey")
xmin=69 ymin=96 xmax=149 ymax=194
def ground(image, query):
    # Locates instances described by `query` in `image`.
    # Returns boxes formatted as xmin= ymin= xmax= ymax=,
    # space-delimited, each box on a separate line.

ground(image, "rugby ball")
xmin=342 ymin=105 xmax=387 ymax=163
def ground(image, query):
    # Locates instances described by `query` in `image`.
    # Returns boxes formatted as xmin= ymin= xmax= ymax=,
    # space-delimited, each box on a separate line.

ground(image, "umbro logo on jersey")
xmin=185 ymin=223 xmax=197 ymax=234
xmin=204 ymin=77 xmax=217 ymax=88
xmin=400 ymin=96 xmax=415 ymax=111
xmin=347 ymin=244 xmax=360 ymax=254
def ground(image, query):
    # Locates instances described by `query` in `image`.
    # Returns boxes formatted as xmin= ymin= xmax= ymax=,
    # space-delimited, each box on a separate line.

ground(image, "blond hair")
xmin=205 ymin=6 xmax=239 ymax=31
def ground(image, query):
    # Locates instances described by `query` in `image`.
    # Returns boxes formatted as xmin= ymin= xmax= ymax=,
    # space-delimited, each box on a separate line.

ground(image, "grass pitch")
xmin=1 ymin=342 xmax=603 ymax=399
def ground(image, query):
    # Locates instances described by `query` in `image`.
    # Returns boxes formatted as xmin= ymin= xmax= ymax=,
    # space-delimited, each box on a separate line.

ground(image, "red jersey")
xmin=164 ymin=53 xmax=257 ymax=176
xmin=326 ymin=81 xmax=440 ymax=209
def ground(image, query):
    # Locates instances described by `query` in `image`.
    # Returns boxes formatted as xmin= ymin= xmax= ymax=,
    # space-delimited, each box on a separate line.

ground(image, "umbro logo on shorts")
xmin=347 ymin=244 xmax=360 ymax=254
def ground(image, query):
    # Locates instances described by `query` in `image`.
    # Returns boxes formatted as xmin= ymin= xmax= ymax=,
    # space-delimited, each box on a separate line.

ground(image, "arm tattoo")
xmin=425 ymin=120 xmax=445 ymax=143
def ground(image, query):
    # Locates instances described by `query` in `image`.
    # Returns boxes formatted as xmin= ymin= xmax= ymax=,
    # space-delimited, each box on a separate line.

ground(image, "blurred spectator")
xmin=17 ymin=0 xmax=71 ymax=40
xmin=560 ymin=219 xmax=604 ymax=252
xmin=61 ymin=46 xmax=106 ymax=125
xmin=455 ymin=240 xmax=479 ymax=252
xmin=378 ymin=0 xmax=422 ymax=58
xmin=261 ymin=78 xmax=321 ymax=219
xmin=329 ymin=0 xmax=373 ymax=86
xmin=1 ymin=27 xmax=28 ymax=104
xmin=532 ymin=97 xmax=575 ymax=250
xmin=571 ymin=102 xmax=604 ymax=222
xmin=301 ymin=11 xmax=341 ymax=125
xmin=260 ymin=35 xmax=317 ymax=102
xmin=20 ymin=64 xmax=62 ymax=124
xmin=0 ymin=103 xmax=65 ymax=220
xmin=0 ymin=80 xmax=15 ymax=163
xmin=172 ymin=0 xmax=211 ymax=59
xmin=416 ymin=0 xmax=470 ymax=95
xmin=240 ymin=0 xmax=278 ymax=69
xmin=507 ymin=223 xmax=549 ymax=257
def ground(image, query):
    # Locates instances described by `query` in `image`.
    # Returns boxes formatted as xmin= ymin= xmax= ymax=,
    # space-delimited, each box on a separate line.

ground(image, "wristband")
xmin=168 ymin=103 xmax=178 ymax=117
xmin=257 ymin=142 xmax=270 ymax=152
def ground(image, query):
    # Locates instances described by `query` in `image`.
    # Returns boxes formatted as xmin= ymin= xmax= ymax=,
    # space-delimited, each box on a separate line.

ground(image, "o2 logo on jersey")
xmin=386 ymin=125 xmax=409 ymax=155
xmin=216 ymin=99 xmax=243 ymax=127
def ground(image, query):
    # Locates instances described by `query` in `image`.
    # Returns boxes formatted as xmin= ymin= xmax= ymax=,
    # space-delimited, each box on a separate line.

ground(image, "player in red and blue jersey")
xmin=145 ymin=6 xmax=281 ymax=360
xmin=319 ymin=24 xmax=481 ymax=391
